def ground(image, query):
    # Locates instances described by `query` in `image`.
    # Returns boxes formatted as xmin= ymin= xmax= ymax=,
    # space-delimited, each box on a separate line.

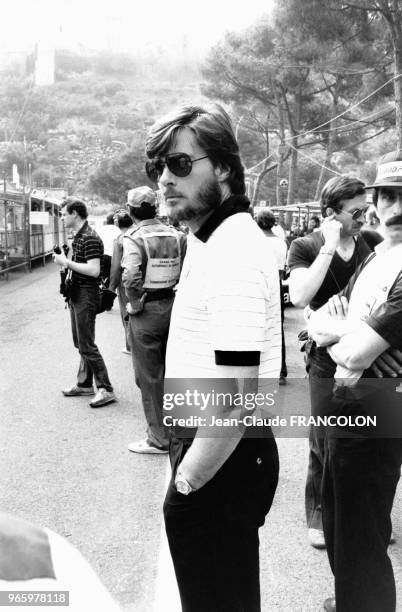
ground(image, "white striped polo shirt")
xmin=165 ymin=212 xmax=282 ymax=380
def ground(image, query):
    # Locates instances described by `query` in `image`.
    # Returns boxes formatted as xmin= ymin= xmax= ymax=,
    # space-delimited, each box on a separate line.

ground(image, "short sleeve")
xmin=366 ymin=274 xmax=402 ymax=349
xmin=207 ymin=263 xmax=270 ymax=366
xmin=287 ymin=237 xmax=315 ymax=271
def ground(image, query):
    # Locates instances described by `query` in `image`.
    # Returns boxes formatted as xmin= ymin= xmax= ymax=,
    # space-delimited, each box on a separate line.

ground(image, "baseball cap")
xmin=366 ymin=150 xmax=402 ymax=189
xmin=127 ymin=186 xmax=156 ymax=208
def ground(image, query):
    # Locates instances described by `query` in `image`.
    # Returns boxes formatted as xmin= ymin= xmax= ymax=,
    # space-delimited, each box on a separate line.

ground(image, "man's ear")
xmin=214 ymin=164 xmax=231 ymax=183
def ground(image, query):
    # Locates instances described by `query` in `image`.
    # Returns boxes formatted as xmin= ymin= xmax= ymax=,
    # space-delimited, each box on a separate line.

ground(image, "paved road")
xmin=0 ymin=262 xmax=401 ymax=611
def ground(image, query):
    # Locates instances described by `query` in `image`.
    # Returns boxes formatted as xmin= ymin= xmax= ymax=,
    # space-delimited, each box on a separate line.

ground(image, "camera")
xmin=54 ymin=244 xmax=71 ymax=299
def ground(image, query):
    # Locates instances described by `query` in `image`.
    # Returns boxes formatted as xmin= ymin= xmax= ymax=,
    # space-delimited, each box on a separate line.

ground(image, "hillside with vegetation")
xmin=0 ymin=49 xmax=203 ymax=207
xmin=1 ymin=0 xmax=401 ymax=210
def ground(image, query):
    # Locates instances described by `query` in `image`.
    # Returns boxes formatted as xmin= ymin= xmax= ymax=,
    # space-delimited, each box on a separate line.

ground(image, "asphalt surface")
xmin=0 ymin=261 xmax=401 ymax=611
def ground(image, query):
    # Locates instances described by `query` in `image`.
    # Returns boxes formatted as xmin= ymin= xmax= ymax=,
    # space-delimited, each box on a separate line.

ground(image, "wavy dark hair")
xmin=146 ymin=104 xmax=246 ymax=195
xmin=256 ymin=210 xmax=276 ymax=231
xmin=320 ymin=175 xmax=366 ymax=217
xmin=62 ymin=197 xmax=88 ymax=219
xmin=114 ymin=210 xmax=133 ymax=229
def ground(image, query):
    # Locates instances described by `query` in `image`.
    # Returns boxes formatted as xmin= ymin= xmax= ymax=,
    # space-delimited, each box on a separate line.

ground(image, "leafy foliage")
xmin=201 ymin=0 xmax=400 ymax=204
xmin=0 ymin=49 xmax=204 ymax=202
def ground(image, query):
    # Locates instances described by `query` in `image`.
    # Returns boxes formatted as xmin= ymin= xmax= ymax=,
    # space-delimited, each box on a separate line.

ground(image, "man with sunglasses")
xmin=288 ymin=175 xmax=382 ymax=549
xmin=121 ymin=186 xmax=186 ymax=454
xmin=308 ymin=149 xmax=402 ymax=612
xmin=145 ymin=104 xmax=282 ymax=611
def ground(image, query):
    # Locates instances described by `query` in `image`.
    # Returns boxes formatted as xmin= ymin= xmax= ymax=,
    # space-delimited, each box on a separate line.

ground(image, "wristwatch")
xmin=175 ymin=467 xmax=196 ymax=495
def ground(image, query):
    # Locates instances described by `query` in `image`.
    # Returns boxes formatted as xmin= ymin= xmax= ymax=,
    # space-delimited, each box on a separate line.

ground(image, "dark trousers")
xmin=322 ymin=433 xmax=402 ymax=612
xmin=164 ymin=437 xmax=279 ymax=612
xmin=305 ymin=345 xmax=336 ymax=529
xmin=69 ymin=285 xmax=113 ymax=392
xmin=128 ymin=298 xmax=172 ymax=449
xmin=280 ymin=282 xmax=287 ymax=378
xmin=117 ymin=282 xmax=131 ymax=352
xmin=102 ymin=255 xmax=112 ymax=287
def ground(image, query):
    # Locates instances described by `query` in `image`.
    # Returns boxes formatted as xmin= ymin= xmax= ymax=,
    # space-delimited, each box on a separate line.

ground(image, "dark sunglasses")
xmin=145 ymin=153 xmax=208 ymax=181
xmin=344 ymin=206 xmax=369 ymax=221
xmin=379 ymin=187 xmax=402 ymax=203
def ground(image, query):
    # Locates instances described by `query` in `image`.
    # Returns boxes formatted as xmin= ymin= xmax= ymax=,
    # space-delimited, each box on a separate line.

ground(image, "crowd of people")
xmin=8 ymin=102 xmax=401 ymax=612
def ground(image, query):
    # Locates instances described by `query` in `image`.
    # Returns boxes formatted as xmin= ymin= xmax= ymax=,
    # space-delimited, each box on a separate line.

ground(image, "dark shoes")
xmin=62 ymin=385 xmax=94 ymax=397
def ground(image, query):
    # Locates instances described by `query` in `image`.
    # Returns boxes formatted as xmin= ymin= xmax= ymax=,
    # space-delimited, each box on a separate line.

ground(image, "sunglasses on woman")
xmin=145 ymin=153 xmax=208 ymax=181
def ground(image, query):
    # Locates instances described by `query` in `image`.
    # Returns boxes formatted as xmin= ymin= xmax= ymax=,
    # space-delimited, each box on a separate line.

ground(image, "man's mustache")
xmin=164 ymin=191 xmax=183 ymax=199
xmin=385 ymin=215 xmax=402 ymax=227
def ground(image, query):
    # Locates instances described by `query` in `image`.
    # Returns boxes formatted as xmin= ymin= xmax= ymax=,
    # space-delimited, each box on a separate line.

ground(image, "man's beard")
xmin=168 ymin=177 xmax=222 ymax=223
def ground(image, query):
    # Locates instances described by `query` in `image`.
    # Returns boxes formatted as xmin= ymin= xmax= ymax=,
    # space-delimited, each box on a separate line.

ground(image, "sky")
xmin=2 ymin=0 xmax=275 ymax=56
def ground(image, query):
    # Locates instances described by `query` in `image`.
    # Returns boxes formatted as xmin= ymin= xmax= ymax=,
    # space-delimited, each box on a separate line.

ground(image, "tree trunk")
xmin=314 ymin=77 xmax=340 ymax=200
xmin=271 ymin=78 xmax=286 ymax=206
xmin=286 ymin=80 xmax=304 ymax=205
xmin=393 ymin=32 xmax=402 ymax=148
xmin=314 ymin=134 xmax=334 ymax=201
xmin=251 ymin=129 xmax=270 ymax=206
xmin=276 ymin=155 xmax=285 ymax=206
xmin=250 ymin=163 xmax=278 ymax=207
xmin=252 ymin=162 xmax=274 ymax=207
xmin=376 ymin=0 xmax=402 ymax=147
xmin=287 ymin=141 xmax=298 ymax=205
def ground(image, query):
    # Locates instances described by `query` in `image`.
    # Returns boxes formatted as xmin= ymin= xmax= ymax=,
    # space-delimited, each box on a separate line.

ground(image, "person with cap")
xmin=308 ymin=149 xmax=402 ymax=612
xmin=122 ymin=186 xmax=186 ymax=454
xmin=109 ymin=210 xmax=133 ymax=354
xmin=288 ymin=175 xmax=380 ymax=549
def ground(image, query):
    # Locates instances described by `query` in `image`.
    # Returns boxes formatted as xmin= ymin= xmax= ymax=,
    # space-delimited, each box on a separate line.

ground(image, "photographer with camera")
xmin=53 ymin=243 xmax=70 ymax=300
xmin=53 ymin=197 xmax=116 ymax=408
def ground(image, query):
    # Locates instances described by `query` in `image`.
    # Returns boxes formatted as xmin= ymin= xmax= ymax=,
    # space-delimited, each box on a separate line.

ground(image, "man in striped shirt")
xmin=145 ymin=104 xmax=281 ymax=611
xmin=54 ymin=198 xmax=116 ymax=408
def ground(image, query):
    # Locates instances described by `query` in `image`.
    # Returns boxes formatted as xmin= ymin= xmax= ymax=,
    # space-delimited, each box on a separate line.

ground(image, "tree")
xmin=55 ymin=49 xmax=92 ymax=79
xmin=201 ymin=21 xmax=311 ymax=205
xmin=202 ymin=1 xmax=396 ymax=204
xmin=338 ymin=0 xmax=402 ymax=147
xmin=273 ymin=0 xmax=395 ymax=190
xmin=87 ymin=143 xmax=149 ymax=203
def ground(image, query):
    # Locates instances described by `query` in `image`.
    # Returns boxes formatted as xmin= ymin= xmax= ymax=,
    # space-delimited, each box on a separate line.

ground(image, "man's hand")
xmin=326 ymin=295 xmax=349 ymax=319
xmin=308 ymin=300 xmax=352 ymax=347
xmin=126 ymin=303 xmax=134 ymax=315
xmin=53 ymin=253 xmax=68 ymax=268
xmin=321 ymin=215 xmax=342 ymax=251
xmin=371 ymin=348 xmax=402 ymax=378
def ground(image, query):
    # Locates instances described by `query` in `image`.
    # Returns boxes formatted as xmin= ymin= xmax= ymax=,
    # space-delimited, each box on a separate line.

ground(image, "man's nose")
xmin=392 ymin=193 xmax=402 ymax=211
xmin=159 ymin=164 xmax=176 ymax=186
